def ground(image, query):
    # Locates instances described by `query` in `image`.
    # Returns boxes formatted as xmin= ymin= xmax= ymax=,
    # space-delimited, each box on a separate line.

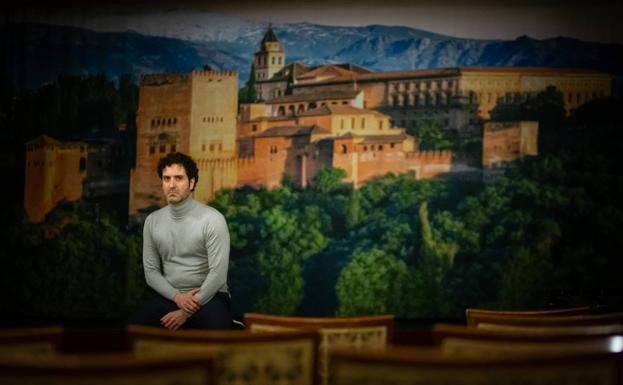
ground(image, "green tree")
xmin=315 ymin=166 xmax=346 ymax=194
xmin=336 ymin=248 xmax=409 ymax=315
xmin=413 ymin=118 xmax=452 ymax=151
xmin=522 ymin=85 xmax=565 ymax=133
xmin=345 ymin=189 xmax=362 ymax=229
xmin=239 ymin=64 xmax=257 ymax=104
xmin=407 ymin=202 xmax=458 ymax=317
xmin=255 ymin=205 xmax=328 ymax=314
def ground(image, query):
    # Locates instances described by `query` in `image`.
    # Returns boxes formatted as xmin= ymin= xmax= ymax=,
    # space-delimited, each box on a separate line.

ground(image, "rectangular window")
xmin=149 ymin=146 xmax=155 ymax=154
xmin=159 ymin=144 xmax=166 ymax=153
xmin=171 ymin=144 xmax=176 ymax=153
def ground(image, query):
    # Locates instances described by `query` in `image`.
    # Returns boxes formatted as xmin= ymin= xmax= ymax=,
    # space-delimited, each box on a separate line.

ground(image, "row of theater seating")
xmin=0 ymin=307 xmax=621 ymax=384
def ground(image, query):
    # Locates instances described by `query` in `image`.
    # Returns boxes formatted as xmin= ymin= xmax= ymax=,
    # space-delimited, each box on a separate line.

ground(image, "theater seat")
xmin=243 ymin=313 xmax=394 ymax=385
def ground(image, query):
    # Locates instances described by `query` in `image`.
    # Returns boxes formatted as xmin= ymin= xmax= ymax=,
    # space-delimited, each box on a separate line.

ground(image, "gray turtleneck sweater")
xmin=142 ymin=196 xmax=230 ymax=305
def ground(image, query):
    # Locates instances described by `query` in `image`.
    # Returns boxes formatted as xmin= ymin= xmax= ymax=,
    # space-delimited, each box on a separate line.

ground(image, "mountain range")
xmin=2 ymin=11 xmax=623 ymax=88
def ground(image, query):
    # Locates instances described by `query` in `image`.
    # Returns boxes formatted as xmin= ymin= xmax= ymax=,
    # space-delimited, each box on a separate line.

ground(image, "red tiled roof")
xmin=360 ymin=134 xmax=409 ymax=144
xmin=334 ymin=132 xmax=409 ymax=144
xmin=267 ymin=89 xmax=361 ymax=104
xmin=257 ymin=125 xmax=331 ymax=138
xmin=298 ymin=105 xmax=385 ymax=117
xmin=293 ymin=66 xmax=610 ymax=87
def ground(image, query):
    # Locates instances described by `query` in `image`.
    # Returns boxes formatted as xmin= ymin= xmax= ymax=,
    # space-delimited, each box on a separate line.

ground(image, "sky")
xmin=7 ymin=0 xmax=623 ymax=44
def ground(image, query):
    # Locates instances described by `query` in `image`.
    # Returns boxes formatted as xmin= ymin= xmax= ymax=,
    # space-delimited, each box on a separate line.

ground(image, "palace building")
xmin=254 ymin=26 xmax=612 ymax=135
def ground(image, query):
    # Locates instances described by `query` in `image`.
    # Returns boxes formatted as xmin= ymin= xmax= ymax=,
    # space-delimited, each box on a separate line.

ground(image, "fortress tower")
xmin=129 ymin=69 xmax=239 ymax=221
xmin=24 ymin=135 xmax=87 ymax=222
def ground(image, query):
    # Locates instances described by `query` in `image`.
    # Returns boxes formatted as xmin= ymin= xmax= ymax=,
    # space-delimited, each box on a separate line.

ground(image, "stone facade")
xmin=23 ymin=135 xmax=87 ymax=222
xmin=482 ymin=121 xmax=539 ymax=179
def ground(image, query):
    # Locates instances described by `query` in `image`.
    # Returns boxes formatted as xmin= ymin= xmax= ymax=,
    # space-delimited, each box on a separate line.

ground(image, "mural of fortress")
xmin=24 ymin=26 xmax=614 ymax=222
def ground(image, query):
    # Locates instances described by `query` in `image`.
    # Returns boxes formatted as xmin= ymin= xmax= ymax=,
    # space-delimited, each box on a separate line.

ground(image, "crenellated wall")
xmin=405 ymin=150 xmax=453 ymax=180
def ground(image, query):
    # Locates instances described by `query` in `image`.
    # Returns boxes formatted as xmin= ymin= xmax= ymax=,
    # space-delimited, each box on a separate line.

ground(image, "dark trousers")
xmin=129 ymin=288 xmax=233 ymax=330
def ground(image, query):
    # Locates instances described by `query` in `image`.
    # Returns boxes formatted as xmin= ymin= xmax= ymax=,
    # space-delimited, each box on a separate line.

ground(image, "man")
xmin=130 ymin=152 xmax=232 ymax=330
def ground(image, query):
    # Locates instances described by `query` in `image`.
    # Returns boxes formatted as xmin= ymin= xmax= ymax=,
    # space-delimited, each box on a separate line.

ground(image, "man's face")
xmin=162 ymin=164 xmax=195 ymax=205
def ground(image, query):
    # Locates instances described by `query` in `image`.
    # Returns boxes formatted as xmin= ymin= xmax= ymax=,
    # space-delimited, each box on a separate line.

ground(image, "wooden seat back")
xmin=244 ymin=313 xmax=394 ymax=385
xmin=466 ymin=306 xmax=592 ymax=327
xmin=127 ymin=324 xmax=318 ymax=385
xmin=470 ymin=312 xmax=623 ymax=329
xmin=433 ymin=322 xmax=623 ymax=344
xmin=0 ymin=326 xmax=63 ymax=356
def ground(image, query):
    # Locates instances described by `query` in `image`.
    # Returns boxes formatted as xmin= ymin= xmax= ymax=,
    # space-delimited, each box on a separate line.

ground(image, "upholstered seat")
xmin=243 ymin=313 xmax=394 ymax=385
xmin=127 ymin=324 xmax=318 ymax=385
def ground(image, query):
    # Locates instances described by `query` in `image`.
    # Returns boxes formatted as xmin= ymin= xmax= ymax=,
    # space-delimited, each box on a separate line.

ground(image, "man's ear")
xmin=190 ymin=178 xmax=196 ymax=191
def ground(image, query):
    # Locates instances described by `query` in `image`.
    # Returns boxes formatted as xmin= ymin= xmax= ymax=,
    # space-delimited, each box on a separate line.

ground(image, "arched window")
xmin=341 ymin=144 xmax=348 ymax=154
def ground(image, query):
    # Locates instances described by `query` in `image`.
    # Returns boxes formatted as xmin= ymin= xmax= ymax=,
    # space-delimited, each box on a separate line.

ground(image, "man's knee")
xmin=188 ymin=292 xmax=232 ymax=329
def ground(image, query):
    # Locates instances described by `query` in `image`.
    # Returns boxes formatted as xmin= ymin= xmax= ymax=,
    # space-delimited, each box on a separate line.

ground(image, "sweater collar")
xmin=168 ymin=195 xmax=194 ymax=221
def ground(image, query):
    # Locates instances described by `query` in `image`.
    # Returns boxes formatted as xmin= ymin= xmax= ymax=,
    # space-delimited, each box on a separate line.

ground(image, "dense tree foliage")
xmin=1 ymin=202 xmax=142 ymax=320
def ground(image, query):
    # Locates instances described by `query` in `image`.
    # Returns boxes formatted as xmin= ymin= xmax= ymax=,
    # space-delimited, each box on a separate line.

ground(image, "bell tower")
xmin=254 ymin=24 xmax=285 ymax=82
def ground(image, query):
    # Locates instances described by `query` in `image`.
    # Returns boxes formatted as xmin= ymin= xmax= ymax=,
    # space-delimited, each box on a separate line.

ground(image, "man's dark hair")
xmin=157 ymin=152 xmax=199 ymax=191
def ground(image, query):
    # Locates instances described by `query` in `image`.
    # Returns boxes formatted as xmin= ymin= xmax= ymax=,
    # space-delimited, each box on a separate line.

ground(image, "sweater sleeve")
xmin=195 ymin=211 xmax=230 ymax=304
xmin=143 ymin=216 xmax=178 ymax=301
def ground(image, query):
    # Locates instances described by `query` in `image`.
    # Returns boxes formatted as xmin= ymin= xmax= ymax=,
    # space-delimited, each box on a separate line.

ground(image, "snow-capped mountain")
xmin=3 ymin=11 xmax=622 ymax=89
